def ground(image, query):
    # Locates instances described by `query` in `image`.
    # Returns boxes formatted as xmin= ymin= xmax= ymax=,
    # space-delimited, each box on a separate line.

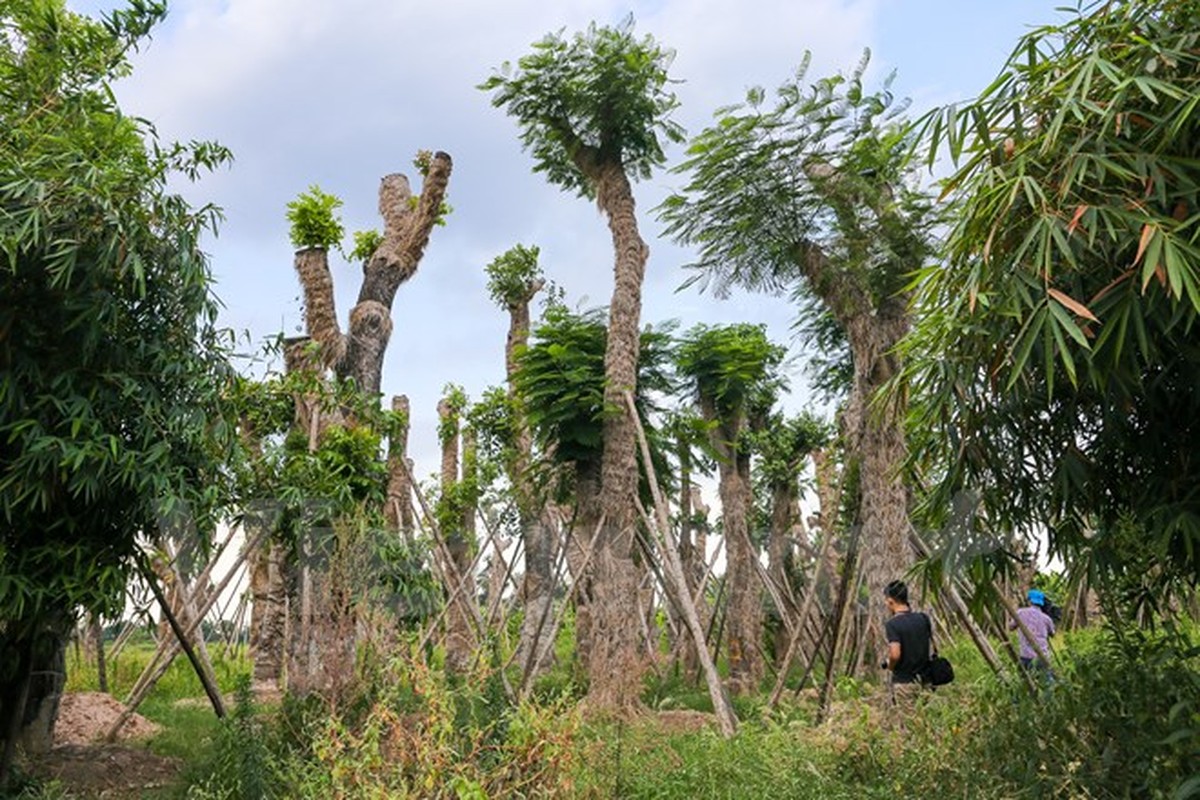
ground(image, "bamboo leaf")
xmin=1047 ymin=287 xmax=1100 ymax=323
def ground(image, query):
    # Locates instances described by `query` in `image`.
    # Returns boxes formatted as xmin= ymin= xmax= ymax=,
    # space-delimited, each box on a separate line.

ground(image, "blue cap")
xmin=1027 ymin=589 xmax=1046 ymax=606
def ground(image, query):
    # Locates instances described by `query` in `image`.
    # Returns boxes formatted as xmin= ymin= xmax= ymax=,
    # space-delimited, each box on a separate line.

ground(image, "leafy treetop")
xmin=286 ymin=185 xmax=345 ymax=250
xmin=485 ymin=243 xmax=544 ymax=308
xmin=676 ymin=323 xmax=787 ymax=429
xmin=480 ymin=16 xmax=685 ymax=200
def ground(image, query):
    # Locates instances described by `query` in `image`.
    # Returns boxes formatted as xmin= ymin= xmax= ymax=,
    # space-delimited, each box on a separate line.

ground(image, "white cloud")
xmin=65 ymin=0 xmax=1052 ymax=476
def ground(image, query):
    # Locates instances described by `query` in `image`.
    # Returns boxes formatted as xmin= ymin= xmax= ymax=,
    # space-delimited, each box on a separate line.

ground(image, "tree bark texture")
xmin=438 ymin=397 xmax=476 ymax=674
xmin=248 ymin=529 xmax=286 ymax=687
xmin=811 ymin=448 xmax=842 ymax=612
xmin=583 ymin=158 xmax=651 ymax=711
xmin=290 ymin=154 xmax=451 ymax=396
xmin=500 ymin=282 xmax=559 ymax=677
xmin=795 ymin=242 xmax=913 ymax=634
xmin=768 ymin=480 xmax=801 ymax=662
xmin=720 ymin=453 xmax=763 ymax=694
xmin=842 ymin=295 xmax=911 ymax=619
xmin=384 ymin=395 xmax=415 ymax=538
xmin=566 ymin=461 xmax=603 ymax=678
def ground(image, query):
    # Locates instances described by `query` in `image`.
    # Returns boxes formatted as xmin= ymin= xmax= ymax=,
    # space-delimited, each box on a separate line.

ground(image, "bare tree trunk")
xmin=767 ymin=481 xmax=799 ymax=662
xmin=248 ymin=528 xmax=285 ymax=688
xmin=843 ymin=299 xmax=911 ymax=622
xmin=438 ymin=397 xmax=476 ymax=674
xmin=567 ymin=461 xmax=602 ymax=677
xmin=721 ymin=455 xmax=763 ymax=694
xmin=384 ymin=395 xmax=415 ymax=539
xmin=586 ymin=159 xmax=650 ymax=711
xmin=811 ymin=448 xmax=841 ymax=612
xmin=499 ymin=278 xmax=559 ymax=678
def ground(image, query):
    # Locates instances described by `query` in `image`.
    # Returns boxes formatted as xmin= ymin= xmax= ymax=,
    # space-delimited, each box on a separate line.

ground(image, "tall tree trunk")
xmin=384 ymin=395 xmax=415 ymax=539
xmin=567 ymin=460 xmax=603 ymax=678
xmin=842 ymin=296 xmax=911 ymax=617
xmin=587 ymin=159 xmax=650 ymax=711
xmin=794 ymin=238 xmax=912 ymax=641
xmin=501 ymin=279 xmax=559 ymax=677
xmin=720 ymin=451 xmax=762 ymax=694
xmin=279 ymin=339 xmax=355 ymax=702
xmin=676 ymin=444 xmax=699 ymax=675
xmin=767 ymin=480 xmax=800 ymax=662
xmin=438 ymin=397 xmax=476 ymax=674
xmin=248 ymin=526 xmax=286 ymax=688
xmin=811 ymin=448 xmax=842 ymax=612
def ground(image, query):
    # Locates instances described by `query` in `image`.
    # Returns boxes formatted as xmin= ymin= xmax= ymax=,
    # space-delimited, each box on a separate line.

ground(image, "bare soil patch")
xmin=22 ymin=694 xmax=181 ymax=797
xmin=28 ymin=743 xmax=181 ymax=797
xmin=54 ymin=692 xmax=161 ymax=745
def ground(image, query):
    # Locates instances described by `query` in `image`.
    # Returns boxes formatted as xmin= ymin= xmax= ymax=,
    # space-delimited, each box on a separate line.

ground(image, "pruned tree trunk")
xmin=438 ymin=397 xmax=476 ymax=674
xmin=384 ymin=395 xmax=415 ymax=539
xmin=721 ymin=455 xmax=763 ymax=694
xmin=588 ymin=158 xmax=651 ymax=710
xmin=498 ymin=276 xmax=559 ymax=677
xmin=567 ymin=461 xmax=603 ymax=677
xmin=284 ymin=157 xmax=451 ymax=698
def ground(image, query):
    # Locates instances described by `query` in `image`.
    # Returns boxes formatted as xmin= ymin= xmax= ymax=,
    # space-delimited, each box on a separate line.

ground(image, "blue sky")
xmin=66 ymin=0 xmax=1071 ymax=478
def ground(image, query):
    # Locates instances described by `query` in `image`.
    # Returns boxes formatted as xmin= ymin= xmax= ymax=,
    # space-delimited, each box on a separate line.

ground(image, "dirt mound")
xmin=54 ymin=692 xmax=161 ymax=745
xmin=29 ymin=743 xmax=181 ymax=796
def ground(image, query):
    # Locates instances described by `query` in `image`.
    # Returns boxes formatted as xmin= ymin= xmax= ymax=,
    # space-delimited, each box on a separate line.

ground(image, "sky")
xmin=66 ymin=0 xmax=1072 ymax=479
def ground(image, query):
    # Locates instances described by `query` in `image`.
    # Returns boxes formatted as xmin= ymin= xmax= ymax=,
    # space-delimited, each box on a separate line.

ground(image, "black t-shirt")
xmin=885 ymin=610 xmax=932 ymax=683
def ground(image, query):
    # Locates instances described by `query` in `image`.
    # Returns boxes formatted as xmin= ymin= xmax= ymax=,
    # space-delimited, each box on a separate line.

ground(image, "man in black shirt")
xmin=883 ymin=580 xmax=932 ymax=712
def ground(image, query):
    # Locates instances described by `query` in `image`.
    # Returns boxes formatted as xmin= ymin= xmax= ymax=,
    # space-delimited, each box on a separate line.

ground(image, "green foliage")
xmin=186 ymin=675 xmax=287 ymax=800
xmin=748 ymin=411 xmax=832 ymax=488
xmin=348 ymin=228 xmax=382 ymax=263
xmin=484 ymin=243 xmax=542 ymax=308
xmin=272 ymin=655 xmax=582 ymax=798
xmin=834 ymin=625 xmax=1200 ymax=799
xmin=0 ymin=0 xmax=234 ymax=632
xmin=282 ymin=424 xmax=387 ymax=511
xmin=466 ymin=386 xmax=519 ymax=463
xmin=514 ymin=305 xmax=675 ymax=473
xmin=660 ymin=50 xmax=932 ymax=381
xmin=676 ymin=323 xmax=787 ymax=428
xmin=480 ymin=15 xmax=685 ymax=200
xmin=513 ymin=306 xmax=608 ymax=467
xmin=285 ymin=185 xmax=344 ymax=250
xmin=436 ymin=384 xmax=469 ymax=445
xmin=582 ymin=717 xmax=841 ymax=799
xmin=903 ymin=0 xmax=1200 ymax=586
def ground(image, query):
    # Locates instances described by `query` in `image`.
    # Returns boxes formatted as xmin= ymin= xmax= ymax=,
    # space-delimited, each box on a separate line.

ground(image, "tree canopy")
xmin=903 ymin=0 xmax=1200 ymax=595
xmin=0 ymin=0 xmax=234 ymax=628
xmin=479 ymin=16 xmax=684 ymax=199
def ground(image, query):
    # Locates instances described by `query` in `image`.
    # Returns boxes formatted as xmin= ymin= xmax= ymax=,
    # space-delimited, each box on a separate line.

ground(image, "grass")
xmin=59 ymin=639 xmax=254 ymax=799
xmin=43 ymin=621 xmax=1198 ymax=799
